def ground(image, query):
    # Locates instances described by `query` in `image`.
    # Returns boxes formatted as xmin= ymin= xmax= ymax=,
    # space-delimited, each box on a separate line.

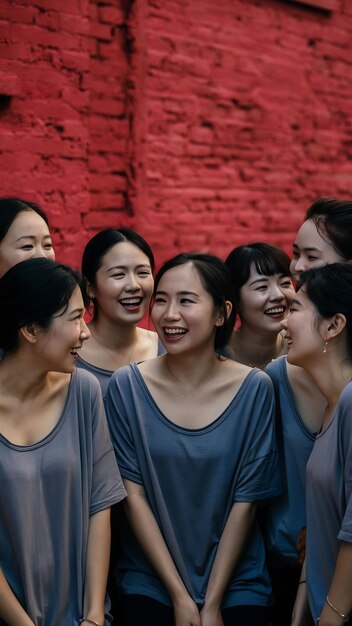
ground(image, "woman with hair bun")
xmin=0 ymin=258 xmax=126 ymax=626
xmin=285 ymin=264 xmax=352 ymax=626
xmin=106 ymin=252 xmax=280 ymax=626
xmin=78 ymin=228 xmax=163 ymax=399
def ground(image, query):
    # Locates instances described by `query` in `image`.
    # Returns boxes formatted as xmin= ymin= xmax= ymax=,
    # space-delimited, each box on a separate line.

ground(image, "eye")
xmin=44 ymin=242 xmax=53 ymax=250
xmin=281 ymin=280 xmax=293 ymax=288
xmin=291 ymin=251 xmax=299 ymax=259
xmin=20 ymin=244 xmax=34 ymax=250
xmin=180 ymin=297 xmax=195 ymax=304
xmin=111 ymin=272 xmax=125 ymax=279
xmin=255 ymin=286 xmax=267 ymax=292
xmin=154 ymin=296 xmax=166 ymax=303
xmin=307 ymin=255 xmax=319 ymax=262
xmin=138 ymin=269 xmax=152 ymax=276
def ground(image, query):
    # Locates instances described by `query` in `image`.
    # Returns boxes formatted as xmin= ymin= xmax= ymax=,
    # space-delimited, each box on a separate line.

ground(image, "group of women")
xmin=0 ymin=196 xmax=352 ymax=626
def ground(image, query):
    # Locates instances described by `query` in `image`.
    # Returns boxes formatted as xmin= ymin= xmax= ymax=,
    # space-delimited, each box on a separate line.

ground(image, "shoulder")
xmin=265 ymin=355 xmax=286 ymax=379
xmin=338 ymin=381 xmax=352 ymax=412
xmin=72 ymin=366 xmax=102 ymax=392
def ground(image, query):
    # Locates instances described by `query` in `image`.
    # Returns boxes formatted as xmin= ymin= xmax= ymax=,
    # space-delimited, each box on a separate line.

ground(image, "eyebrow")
xmin=248 ymin=277 xmax=269 ymax=286
xmin=16 ymin=235 xmax=52 ymax=242
xmin=107 ymin=264 xmax=151 ymax=272
xmin=292 ymin=243 xmax=321 ymax=253
xmin=155 ymin=290 xmax=199 ymax=297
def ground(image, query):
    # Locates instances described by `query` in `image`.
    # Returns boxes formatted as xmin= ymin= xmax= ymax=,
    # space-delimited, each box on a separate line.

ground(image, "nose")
xmin=163 ymin=301 xmax=181 ymax=321
xmin=281 ymin=317 xmax=288 ymax=330
xmin=80 ymin=318 xmax=91 ymax=341
xmin=35 ymin=245 xmax=48 ymax=259
xmin=269 ymin=284 xmax=285 ymax=301
xmin=125 ymin=272 xmax=141 ymax=291
xmin=292 ymin=256 xmax=306 ymax=277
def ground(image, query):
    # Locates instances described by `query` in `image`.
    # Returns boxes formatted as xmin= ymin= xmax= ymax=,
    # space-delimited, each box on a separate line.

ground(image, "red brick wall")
xmin=0 ymin=0 xmax=351 ymax=268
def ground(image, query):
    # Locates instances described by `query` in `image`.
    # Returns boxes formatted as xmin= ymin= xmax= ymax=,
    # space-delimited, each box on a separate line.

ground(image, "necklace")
xmin=89 ymin=327 xmax=138 ymax=370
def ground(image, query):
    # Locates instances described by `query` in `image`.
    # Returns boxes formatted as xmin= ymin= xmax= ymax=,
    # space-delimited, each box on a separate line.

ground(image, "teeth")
xmin=265 ymin=307 xmax=285 ymax=315
xmin=164 ymin=328 xmax=187 ymax=335
xmin=120 ymin=298 xmax=142 ymax=305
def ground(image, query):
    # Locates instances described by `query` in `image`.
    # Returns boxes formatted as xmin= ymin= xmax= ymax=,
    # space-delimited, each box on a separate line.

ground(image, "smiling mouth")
xmin=163 ymin=327 xmax=188 ymax=338
xmin=264 ymin=306 xmax=286 ymax=318
xmin=119 ymin=297 xmax=143 ymax=309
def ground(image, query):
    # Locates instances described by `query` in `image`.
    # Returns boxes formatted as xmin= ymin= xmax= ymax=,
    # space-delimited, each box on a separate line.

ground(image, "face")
xmin=0 ymin=210 xmax=55 ymax=278
xmin=91 ymin=241 xmax=154 ymax=325
xmin=290 ymin=219 xmax=344 ymax=281
xmin=282 ymin=287 xmax=326 ymax=368
xmin=152 ymin=263 xmax=224 ymax=354
xmin=36 ymin=286 xmax=90 ymax=373
xmin=238 ymin=264 xmax=295 ymax=333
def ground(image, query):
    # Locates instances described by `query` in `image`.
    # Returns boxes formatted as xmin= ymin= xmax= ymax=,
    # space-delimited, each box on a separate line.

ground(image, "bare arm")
xmin=123 ymin=479 xmax=201 ymax=626
xmin=0 ymin=569 xmax=35 ymax=626
xmin=82 ymin=508 xmax=111 ymax=626
xmin=200 ymin=501 xmax=257 ymax=626
xmin=291 ymin=559 xmax=312 ymax=626
xmin=317 ymin=541 xmax=352 ymax=626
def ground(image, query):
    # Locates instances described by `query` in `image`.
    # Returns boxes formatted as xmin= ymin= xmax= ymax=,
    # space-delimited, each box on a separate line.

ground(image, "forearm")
xmin=0 ymin=569 xmax=34 ymax=626
xmin=291 ymin=560 xmax=311 ymax=626
xmin=83 ymin=508 xmax=111 ymax=626
xmin=203 ymin=501 xmax=257 ymax=610
xmin=317 ymin=541 xmax=352 ymax=626
xmin=123 ymin=484 xmax=189 ymax=603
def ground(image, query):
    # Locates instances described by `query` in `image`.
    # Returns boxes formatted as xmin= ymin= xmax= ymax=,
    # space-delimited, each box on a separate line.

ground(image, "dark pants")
xmin=268 ymin=565 xmax=315 ymax=626
xmin=121 ymin=594 xmax=270 ymax=626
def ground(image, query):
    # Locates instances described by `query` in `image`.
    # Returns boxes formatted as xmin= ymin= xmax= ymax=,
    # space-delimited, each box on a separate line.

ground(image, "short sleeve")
xmin=105 ymin=367 xmax=143 ymax=486
xmin=85 ymin=374 xmax=127 ymax=514
xmin=234 ymin=372 xmax=281 ymax=502
xmin=337 ymin=386 xmax=352 ymax=541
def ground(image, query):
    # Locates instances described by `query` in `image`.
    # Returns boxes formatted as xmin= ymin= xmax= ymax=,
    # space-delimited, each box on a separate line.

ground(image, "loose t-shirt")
xmin=0 ymin=368 xmax=126 ymax=626
xmin=265 ymin=356 xmax=316 ymax=566
xmin=105 ymin=364 xmax=281 ymax=608
xmin=306 ymin=381 xmax=352 ymax=622
xmin=76 ymin=338 xmax=165 ymax=399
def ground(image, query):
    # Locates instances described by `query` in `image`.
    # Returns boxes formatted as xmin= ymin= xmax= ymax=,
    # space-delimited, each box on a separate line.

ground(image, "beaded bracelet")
xmin=79 ymin=619 xmax=102 ymax=626
xmin=326 ymin=596 xmax=350 ymax=621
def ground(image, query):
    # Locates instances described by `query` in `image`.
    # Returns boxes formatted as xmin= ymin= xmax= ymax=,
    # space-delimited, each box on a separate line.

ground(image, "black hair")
xmin=305 ymin=197 xmax=352 ymax=261
xmin=225 ymin=242 xmax=292 ymax=305
xmin=0 ymin=197 xmax=50 ymax=243
xmin=0 ymin=258 xmax=88 ymax=353
xmin=82 ymin=228 xmax=155 ymax=286
xmin=153 ymin=252 xmax=236 ymax=350
xmin=299 ymin=263 xmax=352 ymax=360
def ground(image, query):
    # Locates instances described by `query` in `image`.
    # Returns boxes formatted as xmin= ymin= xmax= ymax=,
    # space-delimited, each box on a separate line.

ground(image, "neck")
xmin=231 ymin=325 xmax=283 ymax=368
xmin=0 ymin=350 xmax=51 ymax=400
xmin=89 ymin=317 xmax=139 ymax=349
xmin=162 ymin=345 xmax=220 ymax=387
xmin=299 ymin=355 xmax=352 ymax=416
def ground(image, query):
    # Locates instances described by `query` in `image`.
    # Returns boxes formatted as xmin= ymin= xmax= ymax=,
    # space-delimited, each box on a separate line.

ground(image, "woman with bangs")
xmin=225 ymin=243 xmax=295 ymax=369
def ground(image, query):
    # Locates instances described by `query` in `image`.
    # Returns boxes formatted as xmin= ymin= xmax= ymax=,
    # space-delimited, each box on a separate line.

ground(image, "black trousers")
xmin=121 ymin=594 xmax=270 ymax=626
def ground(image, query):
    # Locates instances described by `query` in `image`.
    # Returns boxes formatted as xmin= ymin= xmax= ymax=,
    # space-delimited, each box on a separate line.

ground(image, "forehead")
xmin=294 ymin=219 xmax=332 ymax=251
xmin=100 ymin=241 xmax=151 ymax=268
xmin=4 ymin=210 xmax=49 ymax=241
xmin=157 ymin=263 xmax=206 ymax=292
xmin=245 ymin=262 xmax=284 ymax=284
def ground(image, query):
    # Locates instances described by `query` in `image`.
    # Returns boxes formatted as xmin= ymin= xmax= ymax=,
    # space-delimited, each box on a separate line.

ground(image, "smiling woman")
xmin=77 ymin=228 xmax=163 ymax=400
xmin=0 ymin=197 xmax=55 ymax=278
xmin=105 ymin=252 xmax=281 ymax=626
xmin=225 ymin=242 xmax=295 ymax=369
xmin=0 ymin=258 xmax=126 ymax=626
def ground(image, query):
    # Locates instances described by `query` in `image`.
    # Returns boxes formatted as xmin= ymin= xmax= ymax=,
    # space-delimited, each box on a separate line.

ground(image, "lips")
xmin=264 ymin=306 xmax=286 ymax=318
xmin=163 ymin=327 xmax=188 ymax=340
xmin=119 ymin=297 xmax=143 ymax=309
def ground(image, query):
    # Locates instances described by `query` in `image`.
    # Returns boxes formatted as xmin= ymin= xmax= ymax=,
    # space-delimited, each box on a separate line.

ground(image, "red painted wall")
xmin=0 ymin=0 xmax=351 ymax=268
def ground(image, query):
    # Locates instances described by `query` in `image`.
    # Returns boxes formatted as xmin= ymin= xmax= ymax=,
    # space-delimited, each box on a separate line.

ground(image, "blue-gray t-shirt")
xmin=265 ymin=356 xmax=316 ymax=566
xmin=76 ymin=338 xmax=165 ymax=400
xmin=0 ymin=368 xmax=126 ymax=626
xmin=306 ymin=381 xmax=352 ymax=622
xmin=105 ymin=364 xmax=281 ymax=608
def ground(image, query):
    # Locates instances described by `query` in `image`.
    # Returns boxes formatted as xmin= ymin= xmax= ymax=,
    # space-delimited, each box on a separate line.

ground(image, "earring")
xmin=323 ymin=340 xmax=328 ymax=354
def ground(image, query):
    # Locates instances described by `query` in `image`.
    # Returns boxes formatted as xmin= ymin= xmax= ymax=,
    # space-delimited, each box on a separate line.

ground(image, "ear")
xmin=324 ymin=313 xmax=346 ymax=340
xmin=20 ymin=323 xmax=39 ymax=344
xmin=87 ymin=283 xmax=96 ymax=300
xmin=215 ymin=301 xmax=233 ymax=327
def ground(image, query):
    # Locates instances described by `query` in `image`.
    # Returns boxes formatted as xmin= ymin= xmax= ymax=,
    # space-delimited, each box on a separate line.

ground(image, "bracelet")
xmin=79 ymin=619 xmax=102 ymax=626
xmin=326 ymin=596 xmax=350 ymax=621
xmin=298 ymin=579 xmax=306 ymax=584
